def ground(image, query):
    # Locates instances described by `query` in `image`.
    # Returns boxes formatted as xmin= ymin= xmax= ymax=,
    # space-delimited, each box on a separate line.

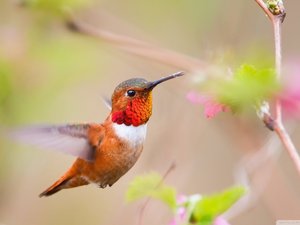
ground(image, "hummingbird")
xmin=13 ymin=71 xmax=184 ymax=197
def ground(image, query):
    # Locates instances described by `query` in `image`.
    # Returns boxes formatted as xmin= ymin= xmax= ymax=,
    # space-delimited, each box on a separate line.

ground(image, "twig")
xmin=273 ymin=124 xmax=300 ymax=173
xmin=137 ymin=162 xmax=176 ymax=225
xmin=271 ymin=9 xmax=300 ymax=174
xmin=66 ymin=18 xmax=206 ymax=73
xmin=261 ymin=113 xmax=300 ymax=174
xmin=254 ymin=0 xmax=275 ymax=21
xmin=255 ymin=0 xmax=300 ymax=176
xmin=273 ymin=17 xmax=283 ymax=121
xmin=254 ymin=0 xmax=286 ymax=22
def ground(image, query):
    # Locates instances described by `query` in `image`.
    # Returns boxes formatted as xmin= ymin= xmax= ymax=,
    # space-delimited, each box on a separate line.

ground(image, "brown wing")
xmin=10 ymin=124 xmax=104 ymax=161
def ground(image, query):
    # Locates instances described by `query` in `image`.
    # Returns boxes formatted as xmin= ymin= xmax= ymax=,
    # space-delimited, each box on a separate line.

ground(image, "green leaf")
xmin=126 ymin=172 xmax=177 ymax=210
xmin=213 ymin=64 xmax=279 ymax=111
xmin=197 ymin=221 xmax=213 ymax=225
xmin=191 ymin=186 xmax=247 ymax=224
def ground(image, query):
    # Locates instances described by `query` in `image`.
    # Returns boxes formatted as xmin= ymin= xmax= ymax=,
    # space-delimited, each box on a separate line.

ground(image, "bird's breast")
xmin=112 ymin=123 xmax=147 ymax=147
xmin=78 ymin=122 xmax=148 ymax=187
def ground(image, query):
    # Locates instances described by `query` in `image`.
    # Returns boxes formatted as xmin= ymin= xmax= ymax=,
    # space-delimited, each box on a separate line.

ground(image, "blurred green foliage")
xmin=206 ymin=64 xmax=280 ymax=112
xmin=126 ymin=172 xmax=177 ymax=210
xmin=126 ymin=173 xmax=246 ymax=225
xmin=191 ymin=186 xmax=246 ymax=225
xmin=0 ymin=28 xmax=107 ymax=124
xmin=1 ymin=0 xmax=298 ymax=224
xmin=0 ymin=63 xmax=12 ymax=104
xmin=25 ymin=0 xmax=95 ymax=16
xmin=0 ymin=62 xmax=12 ymax=105
xmin=0 ymin=60 xmax=13 ymax=123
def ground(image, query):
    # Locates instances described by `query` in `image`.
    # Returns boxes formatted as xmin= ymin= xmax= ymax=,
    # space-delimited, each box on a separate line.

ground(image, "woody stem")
xmin=255 ymin=0 xmax=300 ymax=175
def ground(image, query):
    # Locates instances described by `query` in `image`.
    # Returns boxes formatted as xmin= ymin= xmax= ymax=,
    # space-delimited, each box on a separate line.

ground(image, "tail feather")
xmin=39 ymin=176 xmax=71 ymax=197
xmin=39 ymin=174 xmax=89 ymax=197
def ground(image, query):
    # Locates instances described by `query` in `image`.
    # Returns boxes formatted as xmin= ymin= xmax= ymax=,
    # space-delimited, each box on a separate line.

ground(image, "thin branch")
xmin=270 ymin=4 xmax=300 ymax=175
xmin=270 ymin=16 xmax=300 ymax=172
xmin=254 ymin=0 xmax=275 ymax=21
xmin=273 ymin=11 xmax=283 ymax=122
xmin=274 ymin=124 xmax=300 ymax=174
xmin=261 ymin=112 xmax=300 ymax=175
xmin=254 ymin=0 xmax=300 ymax=176
xmin=66 ymin=18 xmax=206 ymax=73
xmin=254 ymin=0 xmax=286 ymax=23
xmin=137 ymin=162 xmax=176 ymax=225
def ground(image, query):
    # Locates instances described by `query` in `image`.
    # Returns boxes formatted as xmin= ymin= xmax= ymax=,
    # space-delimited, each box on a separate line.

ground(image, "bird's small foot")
xmin=99 ymin=184 xmax=107 ymax=188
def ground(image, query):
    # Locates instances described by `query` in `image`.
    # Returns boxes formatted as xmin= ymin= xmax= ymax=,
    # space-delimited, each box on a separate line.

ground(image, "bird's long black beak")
xmin=146 ymin=71 xmax=184 ymax=90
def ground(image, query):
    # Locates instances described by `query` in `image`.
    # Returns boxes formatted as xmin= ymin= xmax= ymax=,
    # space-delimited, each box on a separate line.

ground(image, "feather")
xmin=102 ymin=96 xmax=112 ymax=110
xmin=9 ymin=124 xmax=96 ymax=161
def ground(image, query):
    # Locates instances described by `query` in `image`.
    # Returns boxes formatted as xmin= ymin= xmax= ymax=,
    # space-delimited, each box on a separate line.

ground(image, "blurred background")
xmin=0 ymin=0 xmax=300 ymax=225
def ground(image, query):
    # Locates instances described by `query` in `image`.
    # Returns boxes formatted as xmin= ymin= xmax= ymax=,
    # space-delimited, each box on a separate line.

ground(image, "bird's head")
xmin=111 ymin=71 xmax=184 ymax=126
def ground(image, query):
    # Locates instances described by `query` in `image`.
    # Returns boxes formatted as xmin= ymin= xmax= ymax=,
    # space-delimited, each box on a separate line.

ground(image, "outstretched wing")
xmin=10 ymin=124 xmax=101 ymax=161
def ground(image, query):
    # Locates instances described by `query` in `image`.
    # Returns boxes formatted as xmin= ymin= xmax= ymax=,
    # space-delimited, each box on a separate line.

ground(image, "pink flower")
xmin=176 ymin=195 xmax=188 ymax=205
xmin=168 ymin=218 xmax=177 ymax=225
xmin=168 ymin=209 xmax=186 ymax=225
xmin=280 ymin=94 xmax=300 ymax=115
xmin=186 ymin=91 xmax=229 ymax=118
xmin=177 ymin=207 xmax=186 ymax=220
xmin=168 ymin=195 xmax=188 ymax=225
xmin=168 ymin=206 xmax=187 ymax=225
xmin=213 ymin=216 xmax=231 ymax=225
xmin=279 ymin=60 xmax=300 ymax=117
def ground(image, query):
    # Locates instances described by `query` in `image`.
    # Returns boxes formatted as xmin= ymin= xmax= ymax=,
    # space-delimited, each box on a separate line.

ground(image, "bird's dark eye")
xmin=126 ymin=90 xmax=136 ymax=97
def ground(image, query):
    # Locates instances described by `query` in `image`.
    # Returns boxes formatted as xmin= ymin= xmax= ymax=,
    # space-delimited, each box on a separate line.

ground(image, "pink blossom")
xmin=280 ymin=94 xmax=300 ymax=115
xmin=168 ymin=195 xmax=188 ymax=225
xmin=168 ymin=218 xmax=178 ymax=225
xmin=176 ymin=195 xmax=187 ymax=205
xmin=186 ymin=91 xmax=229 ymax=118
xmin=213 ymin=216 xmax=231 ymax=225
xmin=280 ymin=60 xmax=300 ymax=117
xmin=168 ymin=206 xmax=187 ymax=225
xmin=177 ymin=207 xmax=186 ymax=220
